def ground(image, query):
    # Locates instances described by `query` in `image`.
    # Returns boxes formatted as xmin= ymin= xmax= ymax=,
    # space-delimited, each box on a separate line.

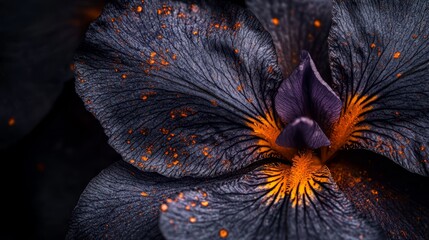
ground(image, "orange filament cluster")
xmin=246 ymin=111 xmax=295 ymax=160
xmin=260 ymin=152 xmax=325 ymax=206
xmin=323 ymin=94 xmax=377 ymax=161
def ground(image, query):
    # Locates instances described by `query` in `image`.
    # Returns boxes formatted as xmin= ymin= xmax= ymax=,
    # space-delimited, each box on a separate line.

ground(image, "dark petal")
xmin=0 ymin=0 xmax=103 ymax=149
xmin=286 ymin=152 xmax=383 ymax=239
xmin=246 ymin=0 xmax=333 ymax=80
xmin=330 ymin=151 xmax=429 ymax=239
xmin=276 ymin=117 xmax=330 ymax=149
xmin=68 ymin=161 xmax=200 ymax=239
xmin=328 ymin=0 xmax=429 ymax=175
xmin=275 ymin=52 xmax=342 ymax=132
xmin=74 ymin=0 xmax=287 ymax=178
xmin=160 ymin=153 xmax=382 ymax=239
xmin=160 ymin=163 xmax=289 ymax=240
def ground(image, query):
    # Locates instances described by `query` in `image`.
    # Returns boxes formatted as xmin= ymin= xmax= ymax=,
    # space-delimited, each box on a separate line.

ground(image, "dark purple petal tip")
xmin=275 ymin=51 xmax=342 ymax=132
xmin=276 ymin=117 xmax=330 ymax=149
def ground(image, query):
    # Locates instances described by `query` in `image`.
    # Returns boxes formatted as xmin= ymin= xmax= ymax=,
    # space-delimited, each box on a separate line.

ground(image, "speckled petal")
xmin=74 ymin=0 xmax=285 ymax=178
xmin=328 ymin=0 xmax=429 ymax=175
xmin=160 ymin=153 xmax=382 ymax=239
xmin=246 ymin=0 xmax=332 ymax=81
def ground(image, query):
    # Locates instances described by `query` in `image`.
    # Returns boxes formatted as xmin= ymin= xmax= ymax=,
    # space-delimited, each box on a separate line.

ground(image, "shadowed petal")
xmin=246 ymin=0 xmax=332 ymax=81
xmin=330 ymin=152 xmax=429 ymax=239
xmin=275 ymin=52 xmax=342 ymax=132
xmin=74 ymin=0 xmax=290 ymax=178
xmin=68 ymin=161 xmax=199 ymax=239
xmin=160 ymin=152 xmax=382 ymax=239
xmin=327 ymin=0 xmax=429 ymax=175
xmin=276 ymin=117 xmax=330 ymax=149
xmin=0 ymin=0 xmax=103 ymax=149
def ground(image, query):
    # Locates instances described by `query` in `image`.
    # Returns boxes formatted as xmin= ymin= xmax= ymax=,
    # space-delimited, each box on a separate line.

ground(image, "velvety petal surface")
xmin=246 ymin=0 xmax=332 ymax=80
xmin=68 ymin=161 xmax=200 ymax=239
xmin=328 ymin=0 xmax=429 ymax=175
xmin=160 ymin=152 xmax=382 ymax=239
xmin=276 ymin=117 xmax=330 ymax=149
xmin=74 ymin=0 xmax=289 ymax=178
xmin=330 ymin=151 xmax=429 ymax=239
xmin=0 ymin=0 xmax=103 ymax=149
xmin=275 ymin=52 xmax=342 ymax=132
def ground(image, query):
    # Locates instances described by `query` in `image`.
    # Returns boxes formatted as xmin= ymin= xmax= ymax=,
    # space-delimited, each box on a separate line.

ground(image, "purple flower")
xmin=69 ymin=0 xmax=429 ymax=239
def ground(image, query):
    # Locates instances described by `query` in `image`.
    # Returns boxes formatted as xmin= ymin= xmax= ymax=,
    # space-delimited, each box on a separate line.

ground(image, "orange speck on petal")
xmin=150 ymin=52 xmax=157 ymax=57
xmin=136 ymin=6 xmax=143 ymax=12
xmin=189 ymin=217 xmax=197 ymax=223
xmin=271 ymin=18 xmax=279 ymax=26
xmin=201 ymin=201 xmax=209 ymax=207
xmin=141 ymin=156 xmax=148 ymax=161
xmin=140 ymin=191 xmax=149 ymax=197
xmin=192 ymin=30 xmax=199 ymax=35
xmin=370 ymin=43 xmax=376 ymax=49
xmin=219 ymin=228 xmax=228 ymax=238
xmin=396 ymin=73 xmax=402 ymax=78
xmin=8 ymin=117 xmax=15 ymax=126
xmin=234 ymin=49 xmax=239 ymax=54
xmin=313 ymin=19 xmax=321 ymax=28
xmin=160 ymin=204 xmax=168 ymax=212
xmin=121 ymin=74 xmax=127 ymax=79
xmin=130 ymin=159 xmax=135 ymax=164
xmin=393 ymin=51 xmax=401 ymax=59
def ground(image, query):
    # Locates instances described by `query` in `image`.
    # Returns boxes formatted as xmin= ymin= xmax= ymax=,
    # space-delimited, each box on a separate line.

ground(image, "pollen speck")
xmin=396 ymin=73 xmax=402 ymax=78
xmin=8 ymin=117 xmax=15 ymax=126
xmin=189 ymin=217 xmax=197 ymax=223
xmin=141 ymin=156 xmax=148 ymax=161
xmin=219 ymin=228 xmax=228 ymax=238
xmin=201 ymin=201 xmax=209 ymax=207
xmin=150 ymin=52 xmax=157 ymax=57
xmin=234 ymin=49 xmax=239 ymax=54
xmin=393 ymin=51 xmax=401 ymax=59
xmin=136 ymin=6 xmax=143 ymax=12
xmin=121 ymin=74 xmax=127 ymax=79
xmin=370 ymin=43 xmax=376 ymax=49
xmin=160 ymin=204 xmax=168 ymax=212
xmin=192 ymin=30 xmax=199 ymax=35
xmin=140 ymin=191 xmax=149 ymax=197
xmin=271 ymin=18 xmax=279 ymax=26
xmin=313 ymin=19 xmax=321 ymax=28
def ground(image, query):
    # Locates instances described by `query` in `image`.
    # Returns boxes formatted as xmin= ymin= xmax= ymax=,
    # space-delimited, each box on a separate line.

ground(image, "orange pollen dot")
xmin=140 ymin=191 xmax=149 ymax=197
xmin=396 ymin=73 xmax=402 ymax=78
xmin=393 ymin=51 xmax=401 ymax=59
xmin=141 ymin=156 xmax=148 ymax=161
xmin=129 ymin=159 xmax=135 ymax=164
xmin=370 ymin=43 xmax=376 ymax=49
xmin=219 ymin=228 xmax=228 ymax=238
xmin=8 ymin=117 xmax=15 ymax=126
xmin=136 ymin=6 xmax=143 ymax=12
xmin=150 ymin=52 xmax=157 ymax=57
xmin=172 ymin=54 xmax=177 ymax=60
xmin=160 ymin=204 xmax=168 ymax=212
xmin=271 ymin=18 xmax=279 ymax=26
xmin=201 ymin=201 xmax=209 ymax=207
xmin=121 ymin=74 xmax=127 ymax=79
xmin=141 ymin=95 xmax=148 ymax=101
xmin=189 ymin=217 xmax=197 ymax=223
xmin=234 ymin=49 xmax=239 ymax=54
xmin=193 ymin=30 xmax=199 ymax=35
xmin=313 ymin=19 xmax=321 ymax=28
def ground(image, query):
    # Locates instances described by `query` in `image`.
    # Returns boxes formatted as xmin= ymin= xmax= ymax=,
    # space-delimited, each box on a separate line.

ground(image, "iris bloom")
xmin=69 ymin=0 xmax=429 ymax=239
